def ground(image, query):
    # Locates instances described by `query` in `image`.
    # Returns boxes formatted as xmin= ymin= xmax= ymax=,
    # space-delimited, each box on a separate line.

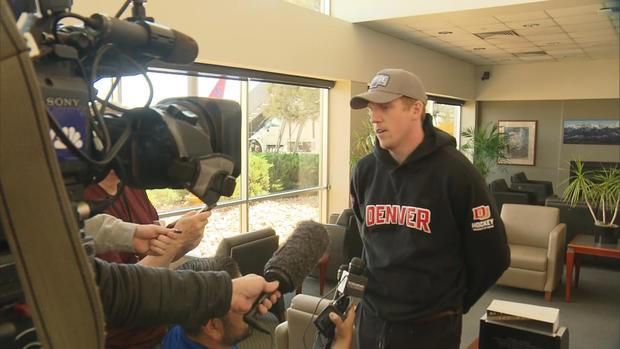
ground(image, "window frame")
xmin=108 ymin=65 xmax=334 ymax=235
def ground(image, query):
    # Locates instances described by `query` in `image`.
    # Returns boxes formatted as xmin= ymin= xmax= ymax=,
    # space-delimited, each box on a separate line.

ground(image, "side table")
xmin=565 ymin=234 xmax=620 ymax=302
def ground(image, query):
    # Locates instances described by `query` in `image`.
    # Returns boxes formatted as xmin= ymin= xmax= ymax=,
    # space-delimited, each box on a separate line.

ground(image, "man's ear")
xmin=411 ymin=100 xmax=425 ymax=120
xmin=202 ymin=319 xmax=224 ymax=341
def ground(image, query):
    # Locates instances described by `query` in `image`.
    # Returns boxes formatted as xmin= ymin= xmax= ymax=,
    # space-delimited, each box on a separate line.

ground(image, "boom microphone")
xmin=88 ymin=14 xmax=198 ymax=64
xmin=244 ymin=221 xmax=329 ymax=333
xmin=264 ymin=220 xmax=330 ymax=292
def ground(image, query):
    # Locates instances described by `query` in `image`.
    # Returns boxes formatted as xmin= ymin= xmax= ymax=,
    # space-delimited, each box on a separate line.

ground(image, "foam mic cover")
xmin=164 ymin=29 xmax=199 ymax=64
xmin=264 ymin=220 xmax=329 ymax=293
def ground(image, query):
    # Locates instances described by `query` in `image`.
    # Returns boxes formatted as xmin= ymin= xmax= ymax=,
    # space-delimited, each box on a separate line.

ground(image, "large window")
xmin=95 ymin=67 xmax=330 ymax=257
xmin=426 ymin=99 xmax=462 ymax=148
xmin=248 ymin=82 xmax=321 ymax=196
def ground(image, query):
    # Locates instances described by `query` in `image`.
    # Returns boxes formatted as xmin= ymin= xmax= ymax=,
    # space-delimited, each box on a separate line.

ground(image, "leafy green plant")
xmin=147 ymin=189 xmax=188 ymax=211
xmin=461 ymin=122 xmax=508 ymax=179
xmin=350 ymin=119 xmax=375 ymax=168
xmin=262 ymin=152 xmax=319 ymax=191
xmin=262 ymin=85 xmax=319 ymax=153
xmin=248 ymin=154 xmax=274 ymax=196
xmin=561 ymin=159 xmax=620 ymax=227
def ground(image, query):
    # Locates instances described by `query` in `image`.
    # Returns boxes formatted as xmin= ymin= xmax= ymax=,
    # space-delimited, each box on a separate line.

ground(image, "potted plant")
xmin=461 ymin=122 xmax=508 ymax=180
xmin=561 ymin=159 xmax=620 ymax=244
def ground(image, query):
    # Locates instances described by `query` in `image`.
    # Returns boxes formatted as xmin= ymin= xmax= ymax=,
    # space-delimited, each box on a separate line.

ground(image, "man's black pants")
xmin=355 ymin=305 xmax=462 ymax=349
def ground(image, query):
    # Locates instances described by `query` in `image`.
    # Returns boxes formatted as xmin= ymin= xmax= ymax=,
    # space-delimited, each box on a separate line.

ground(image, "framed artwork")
xmin=498 ymin=120 xmax=537 ymax=166
xmin=563 ymin=119 xmax=620 ymax=145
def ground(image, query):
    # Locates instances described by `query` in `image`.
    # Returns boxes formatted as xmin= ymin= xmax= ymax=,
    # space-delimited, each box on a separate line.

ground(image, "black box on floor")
xmin=479 ymin=314 xmax=569 ymax=349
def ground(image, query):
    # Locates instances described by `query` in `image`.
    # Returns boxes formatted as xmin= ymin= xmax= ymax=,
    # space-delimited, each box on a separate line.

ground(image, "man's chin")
xmin=237 ymin=326 xmax=252 ymax=342
xmin=377 ymin=140 xmax=392 ymax=151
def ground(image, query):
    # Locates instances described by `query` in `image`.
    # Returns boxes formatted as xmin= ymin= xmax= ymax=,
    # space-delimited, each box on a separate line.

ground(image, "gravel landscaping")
xmin=161 ymin=193 xmax=320 ymax=257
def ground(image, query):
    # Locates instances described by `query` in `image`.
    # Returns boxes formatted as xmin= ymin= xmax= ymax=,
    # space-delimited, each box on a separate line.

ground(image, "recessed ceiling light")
xmin=438 ymin=31 xmax=453 ymax=35
xmin=473 ymin=47 xmax=486 ymax=50
xmin=522 ymin=23 xmax=540 ymax=28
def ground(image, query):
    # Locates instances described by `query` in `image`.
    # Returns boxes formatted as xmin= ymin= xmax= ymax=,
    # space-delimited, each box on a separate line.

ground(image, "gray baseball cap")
xmin=350 ymin=68 xmax=427 ymax=109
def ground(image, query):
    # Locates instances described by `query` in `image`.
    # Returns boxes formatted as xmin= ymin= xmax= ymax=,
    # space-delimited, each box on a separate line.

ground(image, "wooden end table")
xmin=565 ymin=234 xmax=620 ymax=302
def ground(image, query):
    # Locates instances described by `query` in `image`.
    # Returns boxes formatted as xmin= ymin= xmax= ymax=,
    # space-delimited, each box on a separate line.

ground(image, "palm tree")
xmin=461 ymin=122 xmax=508 ymax=179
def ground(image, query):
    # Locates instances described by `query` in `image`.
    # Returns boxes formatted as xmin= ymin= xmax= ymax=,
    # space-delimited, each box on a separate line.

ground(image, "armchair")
xmin=320 ymin=224 xmax=346 ymax=282
xmin=215 ymin=228 xmax=286 ymax=321
xmin=510 ymin=172 xmax=554 ymax=205
xmin=334 ymin=209 xmax=364 ymax=265
xmin=496 ymin=204 xmax=566 ymax=301
xmin=321 ymin=209 xmax=364 ymax=282
xmin=489 ymin=179 xmax=536 ymax=211
xmin=215 ymin=228 xmax=279 ymax=276
xmin=275 ymin=294 xmax=358 ymax=349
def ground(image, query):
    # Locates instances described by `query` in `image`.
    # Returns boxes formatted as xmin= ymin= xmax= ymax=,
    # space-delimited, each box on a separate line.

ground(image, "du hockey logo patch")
xmin=471 ymin=205 xmax=494 ymax=231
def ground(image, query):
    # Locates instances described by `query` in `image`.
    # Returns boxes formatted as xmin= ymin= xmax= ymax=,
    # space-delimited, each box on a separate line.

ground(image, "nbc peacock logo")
xmin=49 ymin=127 xmax=84 ymax=149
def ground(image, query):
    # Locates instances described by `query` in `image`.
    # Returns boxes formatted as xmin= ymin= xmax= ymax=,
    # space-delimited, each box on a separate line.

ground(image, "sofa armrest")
xmin=275 ymin=322 xmax=289 ymax=349
xmin=329 ymin=213 xmax=340 ymax=224
xmin=324 ymin=224 xmax=346 ymax=281
xmin=493 ymin=191 xmax=533 ymax=204
xmin=291 ymin=294 xmax=331 ymax=313
xmin=544 ymin=223 xmax=567 ymax=292
xmin=529 ymin=180 xmax=554 ymax=196
xmin=510 ymin=182 xmax=550 ymax=205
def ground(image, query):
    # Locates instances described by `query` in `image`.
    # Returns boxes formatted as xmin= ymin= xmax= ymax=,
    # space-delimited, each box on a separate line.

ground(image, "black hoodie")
xmin=350 ymin=114 xmax=510 ymax=321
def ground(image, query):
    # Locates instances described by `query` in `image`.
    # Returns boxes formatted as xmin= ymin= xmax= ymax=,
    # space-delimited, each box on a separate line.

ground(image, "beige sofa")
xmin=275 ymin=294 xmax=358 ymax=349
xmin=497 ymin=204 xmax=566 ymax=301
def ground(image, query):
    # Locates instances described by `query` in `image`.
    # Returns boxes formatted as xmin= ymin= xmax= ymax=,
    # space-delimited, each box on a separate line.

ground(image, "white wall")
xmin=73 ymin=0 xmax=475 ymax=100
xmin=476 ymin=59 xmax=620 ymax=101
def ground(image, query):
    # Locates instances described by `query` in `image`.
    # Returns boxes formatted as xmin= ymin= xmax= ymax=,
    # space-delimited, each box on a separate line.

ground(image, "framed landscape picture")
xmin=498 ymin=120 xmax=537 ymax=166
xmin=563 ymin=119 xmax=620 ymax=145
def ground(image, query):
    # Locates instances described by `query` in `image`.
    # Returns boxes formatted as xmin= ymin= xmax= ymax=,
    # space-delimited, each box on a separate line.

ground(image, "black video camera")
xmin=1 ymin=0 xmax=241 ymax=345
xmin=15 ymin=0 xmax=241 ymax=216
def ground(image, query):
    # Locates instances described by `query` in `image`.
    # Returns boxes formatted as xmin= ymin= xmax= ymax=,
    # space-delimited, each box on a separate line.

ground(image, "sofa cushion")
xmin=509 ymin=244 xmax=547 ymax=271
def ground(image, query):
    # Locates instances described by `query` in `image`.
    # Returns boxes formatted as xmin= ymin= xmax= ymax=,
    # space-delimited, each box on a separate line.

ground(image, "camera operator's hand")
xmin=172 ymin=210 xmax=211 ymax=259
xmin=330 ymin=305 xmax=356 ymax=349
xmin=133 ymin=224 xmax=176 ymax=255
xmin=230 ymin=274 xmax=281 ymax=316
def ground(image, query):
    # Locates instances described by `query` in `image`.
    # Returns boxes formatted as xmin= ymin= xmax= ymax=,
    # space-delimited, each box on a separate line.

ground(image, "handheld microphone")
xmin=314 ymin=257 xmax=367 ymax=340
xmin=244 ymin=220 xmax=329 ymax=332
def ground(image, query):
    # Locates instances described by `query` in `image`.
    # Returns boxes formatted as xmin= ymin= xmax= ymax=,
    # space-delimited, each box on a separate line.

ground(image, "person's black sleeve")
xmin=452 ymin=172 xmax=510 ymax=313
xmin=349 ymin=169 xmax=363 ymax=233
xmin=94 ymin=257 xmax=232 ymax=328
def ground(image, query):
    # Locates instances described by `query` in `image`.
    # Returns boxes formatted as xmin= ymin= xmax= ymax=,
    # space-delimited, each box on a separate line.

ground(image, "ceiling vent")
xmin=513 ymin=50 xmax=552 ymax=60
xmin=474 ymin=30 xmax=520 ymax=40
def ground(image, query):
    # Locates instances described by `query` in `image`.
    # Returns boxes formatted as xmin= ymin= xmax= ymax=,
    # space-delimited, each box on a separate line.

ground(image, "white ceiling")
xmin=335 ymin=0 xmax=619 ymax=66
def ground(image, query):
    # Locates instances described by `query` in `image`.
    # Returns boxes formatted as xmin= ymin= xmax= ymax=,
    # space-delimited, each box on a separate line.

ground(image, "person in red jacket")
xmin=84 ymin=170 xmax=212 ymax=349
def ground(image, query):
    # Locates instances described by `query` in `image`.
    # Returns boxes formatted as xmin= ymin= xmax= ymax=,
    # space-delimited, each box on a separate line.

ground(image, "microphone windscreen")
xmin=264 ymin=221 xmax=329 ymax=293
xmin=165 ymin=29 xmax=199 ymax=64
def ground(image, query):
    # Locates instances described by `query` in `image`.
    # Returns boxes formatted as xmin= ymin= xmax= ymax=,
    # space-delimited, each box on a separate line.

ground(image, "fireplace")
xmin=570 ymin=161 xmax=619 ymax=183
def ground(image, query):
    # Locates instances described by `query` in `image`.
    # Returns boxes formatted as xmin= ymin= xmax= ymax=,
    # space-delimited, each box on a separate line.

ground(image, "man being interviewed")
xmin=349 ymin=68 xmax=510 ymax=349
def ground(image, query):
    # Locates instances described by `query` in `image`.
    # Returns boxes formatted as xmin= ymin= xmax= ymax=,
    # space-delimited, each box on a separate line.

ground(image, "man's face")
xmin=367 ymin=98 xmax=423 ymax=152
xmin=219 ymin=311 xmax=251 ymax=346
